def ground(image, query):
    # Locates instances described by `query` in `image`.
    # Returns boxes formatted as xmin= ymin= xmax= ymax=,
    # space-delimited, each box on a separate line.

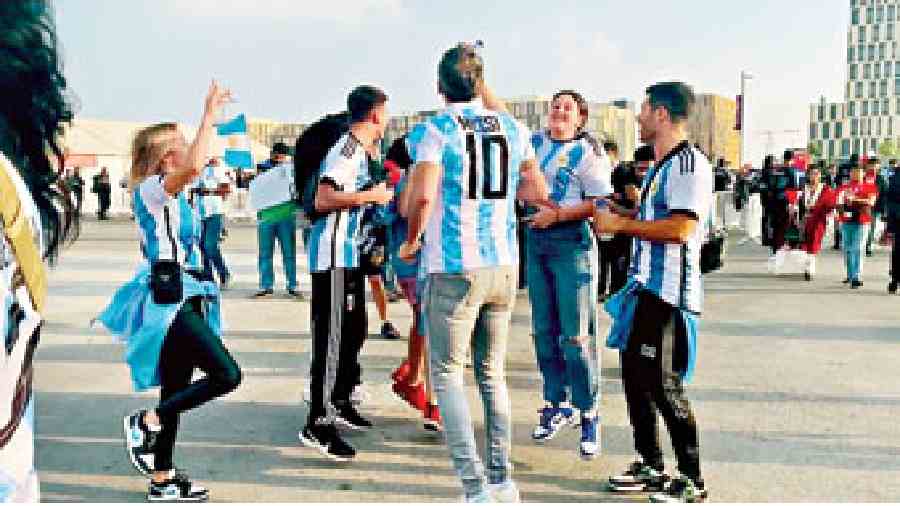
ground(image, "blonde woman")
xmin=96 ymin=82 xmax=240 ymax=502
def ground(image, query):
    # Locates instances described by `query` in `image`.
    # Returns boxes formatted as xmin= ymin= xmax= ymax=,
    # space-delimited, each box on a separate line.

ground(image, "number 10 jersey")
xmin=406 ymin=100 xmax=535 ymax=275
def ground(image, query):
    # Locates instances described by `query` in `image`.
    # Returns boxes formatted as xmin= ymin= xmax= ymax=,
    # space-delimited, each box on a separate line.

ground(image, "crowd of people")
xmin=731 ymin=152 xmax=900 ymax=289
xmin=85 ymin=41 xmax=714 ymax=502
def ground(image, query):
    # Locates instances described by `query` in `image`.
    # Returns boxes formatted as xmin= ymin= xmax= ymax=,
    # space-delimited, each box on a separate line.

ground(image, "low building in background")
xmin=247 ymin=118 xmax=307 ymax=151
xmin=688 ymin=94 xmax=741 ymax=167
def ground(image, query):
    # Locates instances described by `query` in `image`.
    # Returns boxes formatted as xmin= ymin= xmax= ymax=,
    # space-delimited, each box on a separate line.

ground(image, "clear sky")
xmin=55 ymin=0 xmax=850 ymax=164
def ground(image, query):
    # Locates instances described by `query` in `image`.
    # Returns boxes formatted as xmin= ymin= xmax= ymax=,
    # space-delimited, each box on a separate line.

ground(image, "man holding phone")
xmin=299 ymin=85 xmax=393 ymax=462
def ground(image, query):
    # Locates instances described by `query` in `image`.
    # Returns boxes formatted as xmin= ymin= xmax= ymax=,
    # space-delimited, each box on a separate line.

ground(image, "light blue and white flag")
xmin=216 ymin=113 xmax=252 ymax=169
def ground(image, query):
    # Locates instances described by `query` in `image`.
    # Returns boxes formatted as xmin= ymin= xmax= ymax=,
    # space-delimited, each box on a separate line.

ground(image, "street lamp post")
xmin=740 ymin=70 xmax=753 ymax=166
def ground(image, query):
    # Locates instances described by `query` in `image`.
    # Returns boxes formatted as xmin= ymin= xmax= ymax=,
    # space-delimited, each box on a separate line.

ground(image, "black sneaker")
xmin=381 ymin=321 xmax=402 ymax=340
xmin=287 ymin=289 xmax=305 ymax=300
xmin=253 ymin=289 xmax=274 ymax=298
xmin=298 ymin=423 xmax=356 ymax=462
xmin=851 ymin=280 xmax=863 ymax=289
xmin=889 ymin=281 xmax=898 ymax=294
xmin=123 ymin=410 xmax=158 ymax=476
xmin=842 ymin=278 xmax=851 ymax=284
xmin=608 ymin=461 xmax=669 ymax=493
xmin=148 ymin=470 xmax=209 ymax=502
xmin=335 ymin=403 xmax=374 ymax=431
xmin=649 ymin=476 xmax=707 ymax=503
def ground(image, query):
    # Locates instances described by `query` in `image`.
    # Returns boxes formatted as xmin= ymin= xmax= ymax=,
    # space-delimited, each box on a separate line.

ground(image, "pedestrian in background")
xmin=597 ymin=140 xmax=620 ymax=300
xmin=192 ymin=157 xmax=232 ymax=287
xmin=865 ymin=158 xmax=886 ymax=257
xmin=93 ymin=166 xmax=112 ymax=220
xmin=254 ymin=143 xmax=301 ymax=298
xmin=66 ymin=166 xmax=85 ymax=214
xmin=799 ymin=165 xmax=836 ymax=281
xmin=837 ymin=164 xmax=878 ymax=289
xmin=884 ymin=163 xmax=900 ymax=293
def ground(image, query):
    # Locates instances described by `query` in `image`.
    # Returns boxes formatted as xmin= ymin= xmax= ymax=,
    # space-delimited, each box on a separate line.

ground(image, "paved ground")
xmin=33 ymin=219 xmax=900 ymax=502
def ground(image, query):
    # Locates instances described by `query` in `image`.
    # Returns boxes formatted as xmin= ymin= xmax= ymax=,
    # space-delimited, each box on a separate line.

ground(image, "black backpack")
xmin=293 ymin=112 xmax=350 ymax=222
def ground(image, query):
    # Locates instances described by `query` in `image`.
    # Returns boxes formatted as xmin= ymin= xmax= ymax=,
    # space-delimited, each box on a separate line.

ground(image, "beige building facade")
xmin=247 ymin=118 xmax=306 ymax=150
xmin=687 ymin=94 xmax=741 ymax=167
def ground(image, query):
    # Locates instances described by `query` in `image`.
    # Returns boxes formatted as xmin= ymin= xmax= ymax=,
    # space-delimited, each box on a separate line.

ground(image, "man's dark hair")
xmin=645 ymin=81 xmax=695 ymax=123
xmin=348 ymin=85 xmax=388 ymax=124
xmin=552 ymin=90 xmax=589 ymax=129
xmin=634 ymin=145 xmax=655 ymax=163
xmin=438 ymin=43 xmax=484 ymax=103
xmin=603 ymin=141 xmax=619 ymax=156
xmin=385 ymin=135 xmax=413 ymax=170
xmin=271 ymin=141 xmax=290 ymax=156
xmin=1 ymin=0 xmax=76 ymax=261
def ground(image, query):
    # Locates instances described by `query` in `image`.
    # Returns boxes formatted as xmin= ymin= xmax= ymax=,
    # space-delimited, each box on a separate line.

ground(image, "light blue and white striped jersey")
xmin=407 ymin=99 xmax=535 ymax=274
xmin=307 ymin=133 xmax=372 ymax=272
xmin=192 ymin=164 xmax=227 ymax=219
xmin=133 ymin=176 xmax=202 ymax=271
xmin=531 ymin=130 xmax=613 ymax=207
xmin=629 ymin=141 xmax=713 ymax=313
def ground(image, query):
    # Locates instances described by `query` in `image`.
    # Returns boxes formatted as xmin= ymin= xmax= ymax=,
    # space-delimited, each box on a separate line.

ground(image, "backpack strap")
xmin=0 ymin=157 xmax=47 ymax=312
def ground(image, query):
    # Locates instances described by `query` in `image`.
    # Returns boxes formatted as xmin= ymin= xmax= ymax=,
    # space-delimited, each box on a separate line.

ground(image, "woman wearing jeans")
xmin=837 ymin=165 xmax=878 ymax=289
xmin=525 ymin=90 xmax=612 ymax=459
xmin=97 ymin=82 xmax=241 ymax=502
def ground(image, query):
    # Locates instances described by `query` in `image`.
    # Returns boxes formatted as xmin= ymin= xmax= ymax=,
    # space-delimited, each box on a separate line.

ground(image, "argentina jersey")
xmin=307 ymin=133 xmax=372 ymax=272
xmin=531 ymin=130 xmax=613 ymax=206
xmin=406 ymin=99 xmax=535 ymax=274
xmin=133 ymin=176 xmax=203 ymax=271
xmin=629 ymin=141 xmax=713 ymax=313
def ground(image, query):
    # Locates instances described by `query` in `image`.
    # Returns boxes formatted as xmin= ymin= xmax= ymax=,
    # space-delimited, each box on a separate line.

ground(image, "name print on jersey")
xmin=456 ymin=115 xmax=509 ymax=200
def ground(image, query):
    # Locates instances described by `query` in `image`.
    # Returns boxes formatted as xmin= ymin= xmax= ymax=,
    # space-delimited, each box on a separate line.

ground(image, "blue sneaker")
xmin=579 ymin=416 xmax=600 ymax=460
xmin=531 ymin=405 xmax=576 ymax=442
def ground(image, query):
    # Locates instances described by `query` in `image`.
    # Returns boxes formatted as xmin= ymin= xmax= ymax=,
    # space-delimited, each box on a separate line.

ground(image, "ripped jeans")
xmin=526 ymin=222 xmax=600 ymax=412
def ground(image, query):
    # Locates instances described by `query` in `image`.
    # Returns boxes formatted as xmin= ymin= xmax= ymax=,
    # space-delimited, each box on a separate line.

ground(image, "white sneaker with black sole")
xmin=298 ymin=423 xmax=356 ymax=462
xmin=147 ymin=470 xmax=209 ymax=502
xmin=488 ymin=480 xmax=521 ymax=502
xmin=123 ymin=409 xmax=159 ymax=476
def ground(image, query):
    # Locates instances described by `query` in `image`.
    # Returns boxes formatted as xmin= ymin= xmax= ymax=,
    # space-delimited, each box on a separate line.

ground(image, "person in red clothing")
xmin=837 ymin=165 xmax=878 ymax=288
xmin=800 ymin=165 xmax=837 ymax=281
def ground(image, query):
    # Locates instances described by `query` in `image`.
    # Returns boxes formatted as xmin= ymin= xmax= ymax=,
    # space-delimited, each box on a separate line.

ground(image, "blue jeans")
xmin=526 ymin=222 xmax=599 ymax=412
xmin=258 ymin=216 xmax=297 ymax=290
xmin=426 ymin=266 xmax=517 ymax=498
xmin=201 ymin=214 xmax=230 ymax=282
xmin=842 ymin=222 xmax=868 ymax=282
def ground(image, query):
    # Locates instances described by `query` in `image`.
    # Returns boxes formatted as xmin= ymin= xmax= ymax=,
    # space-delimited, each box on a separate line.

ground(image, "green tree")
xmin=878 ymin=139 xmax=897 ymax=159
xmin=807 ymin=142 xmax=822 ymax=160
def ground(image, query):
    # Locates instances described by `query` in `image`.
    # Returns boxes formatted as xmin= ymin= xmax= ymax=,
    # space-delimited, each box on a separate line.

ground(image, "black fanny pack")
xmin=150 ymin=205 xmax=184 ymax=305
xmin=150 ymin=259 xmax=182 ymax=304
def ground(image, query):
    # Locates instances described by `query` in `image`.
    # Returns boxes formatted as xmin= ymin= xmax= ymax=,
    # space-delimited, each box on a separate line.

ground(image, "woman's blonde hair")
xmin=130 ymin=122 xmax=179 ymax=189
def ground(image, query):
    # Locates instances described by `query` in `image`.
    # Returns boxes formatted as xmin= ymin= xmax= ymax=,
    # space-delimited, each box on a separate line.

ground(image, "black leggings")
xmin=155 ymin=297 xmax=242 ymax=471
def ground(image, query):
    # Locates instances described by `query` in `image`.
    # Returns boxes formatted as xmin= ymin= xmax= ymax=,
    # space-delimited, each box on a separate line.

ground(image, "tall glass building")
xmin=810 ymin=0 xmax=900 ymax=161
